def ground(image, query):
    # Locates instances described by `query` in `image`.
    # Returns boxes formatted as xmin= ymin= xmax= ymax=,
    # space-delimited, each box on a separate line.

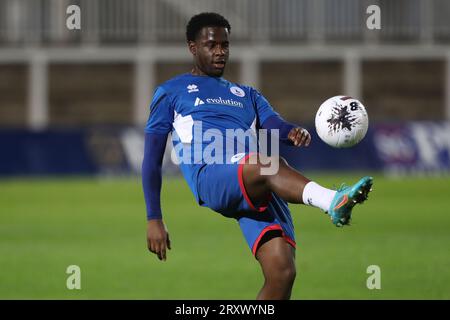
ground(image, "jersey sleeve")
xmin=144 ymin=86 xmax=174 ymax=134
xmin=251 ymin=88 xmax=280 ymax=126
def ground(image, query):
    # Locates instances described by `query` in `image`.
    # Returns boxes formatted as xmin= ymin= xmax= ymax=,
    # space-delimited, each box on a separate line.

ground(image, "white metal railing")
xmin=0 ymin=0 xmax=449 ymax=129
xmin=0 ymin=44 xmax=448 ymax=129
xmin=0 ymin=0 xmax=449 ymax=47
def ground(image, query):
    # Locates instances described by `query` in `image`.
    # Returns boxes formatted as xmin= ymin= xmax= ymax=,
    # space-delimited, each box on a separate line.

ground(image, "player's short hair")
xmin=186 ymin=12 xmax=231 ymax=42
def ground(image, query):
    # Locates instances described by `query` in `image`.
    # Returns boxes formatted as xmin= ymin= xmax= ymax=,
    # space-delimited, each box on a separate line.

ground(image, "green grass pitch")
xmin=1 ymin=174 xmax=449 ymax=299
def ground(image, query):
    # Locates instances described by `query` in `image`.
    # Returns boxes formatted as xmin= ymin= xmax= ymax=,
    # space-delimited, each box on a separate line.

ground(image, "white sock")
xmin=302 ymin=181 xmax=337 ymax=212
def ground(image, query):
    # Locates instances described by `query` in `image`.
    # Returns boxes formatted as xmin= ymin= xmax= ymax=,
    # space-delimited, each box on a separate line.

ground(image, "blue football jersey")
xmin=145 ymin=73 xmax=280 ymax=203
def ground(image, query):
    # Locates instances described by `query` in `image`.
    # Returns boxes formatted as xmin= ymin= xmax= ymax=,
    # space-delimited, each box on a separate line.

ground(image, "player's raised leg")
xmin=242 ymin=153 xmax=373 ymax=226
xmin=255 ymin=237 xmax=296 ymax=300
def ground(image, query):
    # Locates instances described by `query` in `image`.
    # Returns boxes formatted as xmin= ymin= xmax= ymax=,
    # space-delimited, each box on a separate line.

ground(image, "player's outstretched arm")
xmin=142 ymin=132 xmax=171 ymax=261
xmin=261 ymin=114 xmax=311 ymax=147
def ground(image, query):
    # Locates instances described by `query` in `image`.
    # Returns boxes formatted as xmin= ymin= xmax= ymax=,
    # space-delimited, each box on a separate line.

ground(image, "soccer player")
xmin=142 ymin=12 xmax=373 ymax=300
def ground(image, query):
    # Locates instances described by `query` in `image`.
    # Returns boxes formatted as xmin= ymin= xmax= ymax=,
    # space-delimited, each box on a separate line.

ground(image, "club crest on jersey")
xmin=230 ymin=86 xmax=245 ymax=97
xmin=187 ymin=84 xmax=199 ymax=93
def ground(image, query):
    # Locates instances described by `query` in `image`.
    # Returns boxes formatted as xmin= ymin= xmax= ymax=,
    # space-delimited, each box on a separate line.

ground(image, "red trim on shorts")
xmin=282 ymin=235 xmax=297 ymax=250
xmin=252 ymin=224 xmax=297 ymax=256
xmin=237 ymin=153 xmax=272 ymax=212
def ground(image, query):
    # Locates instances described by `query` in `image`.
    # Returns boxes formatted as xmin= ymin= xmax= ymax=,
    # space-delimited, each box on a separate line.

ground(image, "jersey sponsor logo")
xmin=194 ymin=97 xmax=205 ymax=106
xmin=187 ymin=84 xmax=199 ymax=93
xmin=205 ymin=97 xmax=244 ymax=108
xmin=230 ymin=86 xmax=245 ymax=97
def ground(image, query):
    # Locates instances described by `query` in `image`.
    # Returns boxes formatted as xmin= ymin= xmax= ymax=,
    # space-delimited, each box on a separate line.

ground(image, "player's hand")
xmin=288 ymin=127 xmax=311 ymax=147
xmin=147 ymin=219 xmax=171 ymax=261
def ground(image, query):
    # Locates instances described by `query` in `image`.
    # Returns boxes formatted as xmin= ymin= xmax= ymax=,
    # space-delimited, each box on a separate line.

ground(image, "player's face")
xmin=189 ymin=26 xmax=229 ymax=77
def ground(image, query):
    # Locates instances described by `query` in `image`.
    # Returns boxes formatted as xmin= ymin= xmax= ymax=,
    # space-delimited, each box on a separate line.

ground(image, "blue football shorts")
xmin=197 ymin=153 xmax=296 ymax=256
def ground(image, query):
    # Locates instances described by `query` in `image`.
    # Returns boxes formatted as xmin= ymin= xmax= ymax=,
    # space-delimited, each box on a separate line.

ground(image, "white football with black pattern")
xmin=315 ymin=95 xmax=369 ymax=148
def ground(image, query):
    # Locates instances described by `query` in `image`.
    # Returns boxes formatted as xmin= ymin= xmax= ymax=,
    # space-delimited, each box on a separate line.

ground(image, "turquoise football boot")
xmin=328 ymin=176 xmax=373 ymax=227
